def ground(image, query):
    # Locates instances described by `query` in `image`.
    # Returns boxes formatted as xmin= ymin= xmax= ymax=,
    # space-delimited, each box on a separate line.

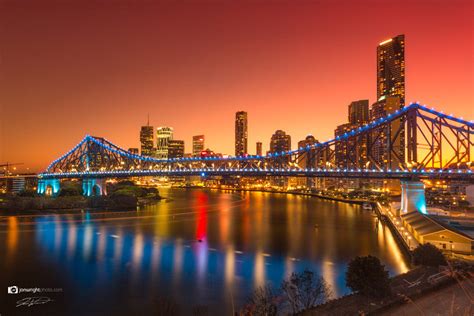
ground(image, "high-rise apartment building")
xmin=348 ymin=100 xmax=369 ymax=125
xmin=377 ymin=35 xmax=405 ymax=164
xmin=256 ymin=142 xmax=262 ymax=156
xmin=168 ymin=140 xmax=185 ymax=159
xmin=140 ymin=120 xmax=155 ymax=157
xmin=370 ymin=95 xmax=402 ymax=169
xmin=269 ymin=130 xmax=291 ymax=153
xmin=377 ymin=35 xmax=405 ymax=105
xmin=235 ymin=111 xmax=248 ymax=156
xmin=297 ymin=135 xmax=318 ymax=188
xmin=128 ymin=148 xmax=139 ymax=155
xmin=192 ymin=135 xmax=205 ymax=156
xmin=334 ymin=123 xmax=354 ymax=169
xmin=156 ymin=127 xmax=173 ymax=159
xmin=297 ymin=135 xmax=318 ymax=167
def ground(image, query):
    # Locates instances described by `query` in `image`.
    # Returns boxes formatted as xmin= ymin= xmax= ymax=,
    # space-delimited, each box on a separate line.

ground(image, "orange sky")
xmin=0 ymin=0 xmax=473 ymax=172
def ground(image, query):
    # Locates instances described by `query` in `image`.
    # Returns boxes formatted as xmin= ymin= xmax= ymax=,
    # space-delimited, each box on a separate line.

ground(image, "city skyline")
xmin=1 ymin=0 xmax=473 ymax=171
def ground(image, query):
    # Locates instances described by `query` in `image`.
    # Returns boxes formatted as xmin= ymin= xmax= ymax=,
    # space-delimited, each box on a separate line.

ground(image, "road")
xmin=383 ymin=277 xmax=474 ymax=315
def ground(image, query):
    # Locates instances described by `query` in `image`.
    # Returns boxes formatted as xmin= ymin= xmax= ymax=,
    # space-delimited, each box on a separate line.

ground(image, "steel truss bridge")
xmin=40 ymin=103 xmax=473 ymax=181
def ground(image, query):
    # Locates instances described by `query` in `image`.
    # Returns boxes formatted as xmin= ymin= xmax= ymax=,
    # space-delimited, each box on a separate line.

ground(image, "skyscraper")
xmin=334 ymin=123 xmax=354 ymax=169
xmin=128 ymin=148 xmax=139 ymax=155
xmin=269 ymin=130 xmax=291 ymax=153
xmin=192 ymin=135 xmax=205 ymax=156
xmin=348 ymin=100 xmax=369 ymax=125
xmin=297 ymin=135 xmax=317 ymax=167
xmin=256 ymin=142 xmax=262 ymax=156
xmin=140 ymin=119 xmax=155 ymax=157
xmin=235 ymin=111 xmax=248 ymax=156
xmin=297 ymin=135 xmax=318 ymax=188
xmin=168 ymin=140 xmax=185 ymax=159
xmin=370 ymin=95 xmax=402 ymax=169
xmin=375 ymin=34 xmax=406 ymax=166
xmin=377 ymin=35 xmax=405 ymax=106
xmin=156 ymin=127 xmax=174 ymax=159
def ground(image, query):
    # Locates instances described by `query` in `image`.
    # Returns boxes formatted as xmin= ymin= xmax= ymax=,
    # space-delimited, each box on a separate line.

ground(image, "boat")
xmin=362 ymin=202 xmax=373 ymax=210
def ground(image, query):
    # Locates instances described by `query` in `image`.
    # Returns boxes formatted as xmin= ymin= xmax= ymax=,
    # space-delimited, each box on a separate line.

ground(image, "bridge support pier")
xmin=82 ymin=178 xmax=107 ymax=197
xmin=37 ymin=179 xmax=61 ymax=196
xmin=400 ymin=180 xmax=427 ymax=214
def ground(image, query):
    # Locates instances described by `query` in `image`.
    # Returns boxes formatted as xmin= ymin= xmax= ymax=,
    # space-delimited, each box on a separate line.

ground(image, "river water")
xmin=0 ymin=188 xmax=409 ymax=315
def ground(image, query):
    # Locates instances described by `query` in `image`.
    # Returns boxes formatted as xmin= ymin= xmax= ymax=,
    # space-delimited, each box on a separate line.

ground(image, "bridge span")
xmin=37 ymin=103 xmax=473 ymax=214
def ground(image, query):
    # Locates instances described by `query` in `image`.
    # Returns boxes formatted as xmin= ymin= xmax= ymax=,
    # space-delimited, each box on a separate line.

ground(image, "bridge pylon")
xmin=400 ymin=179 xmax=427 ymax=215
xmin=37 ymin=179 xmax=61 ymax=196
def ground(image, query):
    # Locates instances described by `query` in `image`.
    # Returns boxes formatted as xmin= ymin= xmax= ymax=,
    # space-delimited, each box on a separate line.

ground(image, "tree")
xmin=154 ymin=297 xmax=179 ymax=316
xmin=413 ymin=243 xmax=446 ymax=267
xmin=281 ymin=269 xmax=331 ymax=314
xmin=17 ymin=189 xmax=38 ymax=197
xmin=58 ymin=186 xmax=81 ymax=196
xmin=241 ymin=286 xmax=279 ymax=316
xmin=345 ymin=255 xmax=391 ymax=298
xmin=58 ymin=182 xmax=82 ymax=196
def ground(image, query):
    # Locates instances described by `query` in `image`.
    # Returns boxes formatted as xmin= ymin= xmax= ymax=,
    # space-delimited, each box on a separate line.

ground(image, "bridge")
xmin=38 ymin=103 xmax=473 ymax=213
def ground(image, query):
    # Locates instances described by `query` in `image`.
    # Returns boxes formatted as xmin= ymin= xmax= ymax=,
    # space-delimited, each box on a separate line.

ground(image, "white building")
xmin=156 ymin=127 xmax=174 ymax=159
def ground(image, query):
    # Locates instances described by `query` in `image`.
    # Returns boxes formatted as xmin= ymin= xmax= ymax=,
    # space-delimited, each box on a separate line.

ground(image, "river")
xmin=0 ymin=188 xmax=409 ymax=315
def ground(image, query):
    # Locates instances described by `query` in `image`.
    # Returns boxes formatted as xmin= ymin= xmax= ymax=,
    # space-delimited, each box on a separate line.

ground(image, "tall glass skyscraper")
xmin=235 ymin=111 xmax=248 ymax=156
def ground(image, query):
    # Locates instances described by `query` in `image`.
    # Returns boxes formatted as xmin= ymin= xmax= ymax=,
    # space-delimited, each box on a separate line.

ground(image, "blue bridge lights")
xmin=38 ymin=102 xmax=473 ymax=183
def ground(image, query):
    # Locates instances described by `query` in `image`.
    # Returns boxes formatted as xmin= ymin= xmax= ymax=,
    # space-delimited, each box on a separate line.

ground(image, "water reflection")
xmin=0 ymin=189 xmax=409 ymax=314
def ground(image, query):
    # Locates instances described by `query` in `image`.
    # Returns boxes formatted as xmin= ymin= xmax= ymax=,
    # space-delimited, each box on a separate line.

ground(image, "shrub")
xmin=17 ymin=189 xmax=38 ymax=197
xmin=413 ymin=243 xmax=446 ymax=267
xmin=345 ymin=255 xmax=391 ymax=298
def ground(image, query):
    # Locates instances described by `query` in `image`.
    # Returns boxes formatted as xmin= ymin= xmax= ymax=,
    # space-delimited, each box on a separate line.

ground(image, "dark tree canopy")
xmin=345 ymin=255 xmax=391 ymax=298
xmin=241 ymin=286 xmax=279 ymax=316
xmin=281 ymin=269 xmax=331 ymax=314
xmin=413 ymin=243 xmax=446 ymax=267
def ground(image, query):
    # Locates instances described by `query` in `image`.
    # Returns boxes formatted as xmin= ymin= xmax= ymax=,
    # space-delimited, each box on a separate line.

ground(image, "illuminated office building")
xmin=370 ymin=95 xmax=402 ymax=170
xmin=140 ymin=121 xmax=155 ymax=157
xmin=377 ymin=35 xmax=405 ymax=163
xmin=156 ymin=127 xmax=174 ymax=159
xmin=334 ymin=123 xmax=354 ymax=169
xmin=269 ymin=130 xmax=291 ymax=153
xmin=235 ymin=111 xmax=248 ymax=156
xmin=256 ymin=142 xmax=262 ymax=156
xmin=128 ymin=148 xmax=139 ymax=155
xmin=377 ymin=35 xmax=405 ymax=105
xmin=193 ymin=135 xmax=205 ymax=156
xmin=297 ymin=135 xmax=318 ymax=188
xmin=348 ymin=100 xmax=369 ymax=125
xmin=168 ymin=140 xmax=185 ymax=159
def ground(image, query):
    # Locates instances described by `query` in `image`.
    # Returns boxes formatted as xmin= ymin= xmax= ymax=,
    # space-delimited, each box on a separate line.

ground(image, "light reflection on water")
xmin=0 ymin=189 xmax=409 ymax=314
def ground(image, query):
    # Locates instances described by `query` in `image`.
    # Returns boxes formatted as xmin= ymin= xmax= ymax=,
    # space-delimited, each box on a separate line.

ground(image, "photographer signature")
xmin=16 ymin=297 xmax=54 ymax=307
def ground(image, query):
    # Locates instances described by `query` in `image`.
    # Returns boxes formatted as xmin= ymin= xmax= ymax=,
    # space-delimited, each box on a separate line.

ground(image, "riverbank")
xmin=0 ymin=193 xmax=162 ymax=212
xmin=179 ymin=185 xmax=374 ymax=205
xmin=0 ymin=181 xmax=163 ymax=212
